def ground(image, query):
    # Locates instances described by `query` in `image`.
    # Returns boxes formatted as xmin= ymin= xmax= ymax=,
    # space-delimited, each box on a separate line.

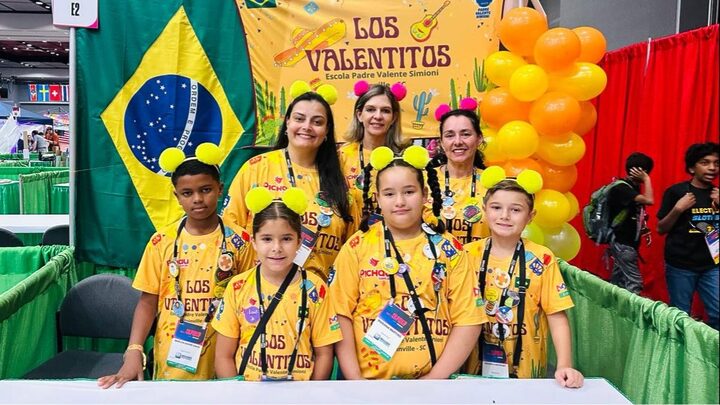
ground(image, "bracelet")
xmin=125 ymin=344 xmax=147 ymax=371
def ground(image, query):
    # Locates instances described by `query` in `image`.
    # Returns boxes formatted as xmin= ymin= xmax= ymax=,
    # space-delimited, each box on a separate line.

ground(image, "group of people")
xmin=16 ymin=127 xmax=60 ymax=153
xmin=96 ymin=83 xmax=585 ymax=388
xmin=606 ymin=143 xmax=719 ymax=329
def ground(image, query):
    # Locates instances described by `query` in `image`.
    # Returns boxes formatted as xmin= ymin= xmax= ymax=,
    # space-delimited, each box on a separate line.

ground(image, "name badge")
xmin=481 ymin=343 xmax=509 ymax=378
xmin=362 ymin=302 xmax=414 ymax=361
xmin=293 ymin=226 xmax=318 ymax=267
xmin=705 ymin=228 xmax=719 ymax=265
xmin=166 ymin=320 xmax=207 ymax=374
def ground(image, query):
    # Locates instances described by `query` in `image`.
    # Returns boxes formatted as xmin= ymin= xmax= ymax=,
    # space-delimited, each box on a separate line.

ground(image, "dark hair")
xmin=275 ymin=92 xmax=352 ymax=223
xmin=429 ymin=109 xmax=486 ymax=170
xmin=252 ymin=201 xmax=303 ymax=237
xmin=360 ymin=157 xmax=446 ymax=234
xmin=483 ymin=179 xmax=535 ymax=210
xmin=347 ymin=84 xmax=407 ymax=153
xmin=625 ymin=152 xmax=654 ymax=174
xmin=685 ymin=142 xmax=720 ymax=174
xmin=171 ymin=158 xmax=220 ymax=186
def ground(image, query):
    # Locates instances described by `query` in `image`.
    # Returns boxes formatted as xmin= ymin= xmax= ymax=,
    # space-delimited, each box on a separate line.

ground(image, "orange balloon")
xmin=538 ymin=161 xmax=578 ymax=193
xmin=529 ymin=91 xmax=581 ymax=137
xmin=574 ymin=101 xmax=598 ymax=136
xmin=549 ymin=62 xmax=607 ymax=101
xmin=536 ymin=133 xmax=586 ymax=166
xmin=573 ymin=26 xmax=607 ymax=64
xmin=479 ymin=87 xmax=531 ymax=129
xmin=503 ymin=158 xmax=543 ymax=177
xmin=534 ymin=28 xmax=582 ymax=72
xmin=498 ymin=7 xmax=548 ymax=56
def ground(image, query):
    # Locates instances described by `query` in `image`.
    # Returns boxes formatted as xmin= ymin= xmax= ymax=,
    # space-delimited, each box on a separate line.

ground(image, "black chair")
xmin=41 ymin=225 xmax=69 ymax=245
xmin=23 ymin=274 xmax=141 ymax=379
xmin=0 ymin=228 xmax=23 ymax=247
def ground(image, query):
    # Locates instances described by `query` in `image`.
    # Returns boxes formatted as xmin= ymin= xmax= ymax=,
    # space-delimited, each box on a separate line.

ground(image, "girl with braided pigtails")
xmin=329 ymin=145 xmax=487 ymax=380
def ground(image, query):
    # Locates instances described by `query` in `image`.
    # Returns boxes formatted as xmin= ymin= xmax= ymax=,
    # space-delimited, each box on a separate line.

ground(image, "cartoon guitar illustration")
xmin=410 ymin=0 xmax=451 ymax=42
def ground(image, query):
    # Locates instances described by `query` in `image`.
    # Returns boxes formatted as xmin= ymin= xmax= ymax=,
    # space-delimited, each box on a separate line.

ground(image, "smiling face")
xmin=440 ymin=115 xmax=482 ymax=167
xmin=484 ymin=189 xmax=535 ymax=240
xmin=252 ymin=218 xmax=301 ymax=275
xmin=357 ymin=94 xmax=395 ymax=141
xmin=285 ymin=100 xmax=329 ymax=152
xmin=174 ymin=173 xmax=222 ymax=222
xmin=376 ymin=165 xmax=427 ymax=236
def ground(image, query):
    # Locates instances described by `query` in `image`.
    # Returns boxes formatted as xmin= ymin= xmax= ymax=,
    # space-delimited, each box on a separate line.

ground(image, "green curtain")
xmin=19 ymin=171 xmax=70 ymax=214
xmin=0 ymin=167 xmax=68 ymax=181
xmin=0 ymin=180 xmax=20 ymax=214
xmin=0 ymin=153 xmax=39 ymax=160
xmin=15 ymin=234 xmax=43 ymax=246
xmin=560 ymin=261 xmax=719 ymax=404
xmin=0 ymin=246 xmax=76 ymax=378
xmin=0 ymin=161 xmax=28 ymax=167
xmin=50 ymin=183 xmax=70 ymax=214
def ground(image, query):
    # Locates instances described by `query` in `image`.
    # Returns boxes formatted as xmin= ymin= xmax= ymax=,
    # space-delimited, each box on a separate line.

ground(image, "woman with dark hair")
xmin=223 ymin=92 xmax=358 ymax=279
xmin=428 ymin=109 xmax=489 ymax=244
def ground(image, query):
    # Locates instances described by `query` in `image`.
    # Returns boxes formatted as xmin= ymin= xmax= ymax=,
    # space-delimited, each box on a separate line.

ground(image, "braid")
xmin=473 ymin=150 xmax=486 ymax=169
xmin=425 ymin=165 xmax=446 ymax=234
xmin=359 ymin=163 xmax=374 ymax=232
xmin=428 ymin=153 xmax=448 ymax=170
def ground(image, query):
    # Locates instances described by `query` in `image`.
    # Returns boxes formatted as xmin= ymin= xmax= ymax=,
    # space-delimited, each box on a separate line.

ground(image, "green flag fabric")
xmin=75 ymin=0 xmax=257 ymax=267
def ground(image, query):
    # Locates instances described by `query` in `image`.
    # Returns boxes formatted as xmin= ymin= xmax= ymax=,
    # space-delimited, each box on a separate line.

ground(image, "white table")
xmin=0 ymin=378 xmax=630 ymax=404
xmin=0 ymin=214 xmax=69 ymax=233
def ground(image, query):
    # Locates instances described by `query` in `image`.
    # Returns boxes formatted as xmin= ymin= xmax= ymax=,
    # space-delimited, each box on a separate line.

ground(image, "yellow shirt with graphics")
xmin=464 ymin=238 xmax=574 ymax=378
xmin=329 ymin=223 xmax=488 ymax=379
xmin=222 ymin=149 xmax=360 ymax=279
xmin=211 ymin=268 xmax=342 ymax=381
xmin=434 ymin=167 xmax=489 ymax=244
xmin=339 ymin=141 xmax=376 ymax=224
xmin=132 ymin=220 xmax=256 ymax=380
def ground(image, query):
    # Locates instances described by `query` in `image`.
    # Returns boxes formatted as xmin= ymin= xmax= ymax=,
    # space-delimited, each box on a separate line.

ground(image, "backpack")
xmin=582 ymin=179 xmax=631 ymax=244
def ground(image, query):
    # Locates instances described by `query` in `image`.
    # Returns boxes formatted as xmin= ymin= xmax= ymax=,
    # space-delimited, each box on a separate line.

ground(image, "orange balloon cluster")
xmin=477 ymin=7 xmax=609 ymax=261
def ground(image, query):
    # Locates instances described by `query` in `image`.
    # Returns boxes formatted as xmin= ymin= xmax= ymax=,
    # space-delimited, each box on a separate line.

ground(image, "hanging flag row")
xmin=28 ymin=84 xmax=70 ymax=102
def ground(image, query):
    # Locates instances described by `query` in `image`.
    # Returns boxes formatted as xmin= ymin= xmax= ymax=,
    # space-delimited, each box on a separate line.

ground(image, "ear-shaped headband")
xmin=158 ymin=143 xmax=223 ymax=173
xmin=290 ymin=80 xmax=338 ymax=105
xmin=480 ymin=165 xmax=543 ymax=194
xmin=245 ymin=186 xmax=309 ymax=216
xmin=353 ymin=80 xmax=407 ymax=102
xmin=433 ymin=97 xmax=479 ymax=121
xmin=369 ymin=145 xmax=430 ymax=171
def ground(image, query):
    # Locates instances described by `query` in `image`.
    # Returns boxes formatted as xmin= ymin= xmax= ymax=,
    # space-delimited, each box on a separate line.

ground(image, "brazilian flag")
xmin=76 ymin=1 xmax=256 ymax=267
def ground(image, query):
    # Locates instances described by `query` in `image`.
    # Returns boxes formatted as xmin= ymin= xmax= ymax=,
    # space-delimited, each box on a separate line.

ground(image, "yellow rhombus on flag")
xmin=101 ymin=7 xmax=243 ymax=230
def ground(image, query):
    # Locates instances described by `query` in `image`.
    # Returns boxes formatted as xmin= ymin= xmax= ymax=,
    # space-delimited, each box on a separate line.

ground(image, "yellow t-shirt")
xmin=329 ymin=223 xmax=488 ymax=379
xmin=211 ymin=268 xmax=343 ymax=381
xmin=222 ymin=149 xmax=359 ymax=279
xmin=339 ymin=141 xmax=376 ymax=224
xmin=464 ymin=238 xmax=574 ymax=378
xmin=132 ymin=220 xmax=256 ymax=380
xmin=434 ymin=167 xmax=489 ymax=244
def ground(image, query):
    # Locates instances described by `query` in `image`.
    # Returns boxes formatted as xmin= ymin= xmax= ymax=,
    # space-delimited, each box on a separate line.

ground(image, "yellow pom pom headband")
xmin=245 ymin=186 xmax=309 ymax=216
xmin=290 ymin=79 xmax=338 ymax=106
xmin=480 ymin=165 xmax=544 ymax=194
xmin=158 ymin=143 xmax=223 ymax=173
xmin=369 ymin=145 xmax=431 ymax=171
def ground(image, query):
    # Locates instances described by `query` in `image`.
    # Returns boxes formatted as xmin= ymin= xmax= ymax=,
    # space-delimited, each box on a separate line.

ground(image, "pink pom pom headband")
xmin=434 ymin=97 xmax=478 ymax=121
xmin=353 ymin=80 xmax=407 ymax=102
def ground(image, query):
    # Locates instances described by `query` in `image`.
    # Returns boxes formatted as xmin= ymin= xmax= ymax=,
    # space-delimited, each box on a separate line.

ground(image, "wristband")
xmin=125 ymin=344 xmax=147 ymax=371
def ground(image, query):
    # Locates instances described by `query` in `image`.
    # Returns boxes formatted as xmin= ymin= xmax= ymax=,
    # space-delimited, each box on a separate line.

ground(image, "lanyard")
xmin=170 ymin=216 xmax=230 ymax=323
xmin=284 ymin=148 xmax=332 ymax=240
xmin=238 ymin=264 xmax=307 ymax=379
xmin=444 ymin=166 xmax=478 ymax=243
xmin=358 ymin=143 xmax=365 ymax=173
xmin=283 ymin=148 xmax=297 ymax=187
xmin=478 ymin=239 xmax=527 ymax=378
xmin=382 ymin=222 xmax=438 ymax=366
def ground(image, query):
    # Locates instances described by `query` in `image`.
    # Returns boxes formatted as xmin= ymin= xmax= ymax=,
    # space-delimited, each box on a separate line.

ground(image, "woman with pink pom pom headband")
xmin=427 ymin=98 xmax=490 ymax=244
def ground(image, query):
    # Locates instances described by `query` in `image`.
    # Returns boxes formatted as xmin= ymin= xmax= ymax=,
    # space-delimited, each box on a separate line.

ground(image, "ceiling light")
xmin=12 ymin=47 xmax=18 ymax=50
xmin=35 ymin=1 xmax=44 ymax=4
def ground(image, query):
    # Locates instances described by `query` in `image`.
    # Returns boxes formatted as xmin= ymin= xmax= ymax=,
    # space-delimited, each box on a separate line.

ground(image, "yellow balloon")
xmin=509 ymin=64 xmax=549 ymax=102
xmin=565 ymin=191 xmax=579 ymax=221
xmin=549 ymin=62 xmax=607 ymax=101
xmin=485 ymin=51 xmax=528 ymax=88
xmin=498 ymin=121 xmax=539 ymax=160
xmin=534 ymin=189 xmax=570 ymax=229
xmin=522 ymin=221 xmax=545 ymax=245
xmin=481 ymin=128 xmax=507 ymax=163
xmin=542 ymin=222 xmax=582 ymax=261
xmin=536 ymin=133 xmax=586 ymax=166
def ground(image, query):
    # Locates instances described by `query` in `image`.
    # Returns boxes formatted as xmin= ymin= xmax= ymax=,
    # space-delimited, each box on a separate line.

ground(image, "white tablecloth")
xmin=0 ymin=214 xmax=69 ymax=233
xmin=0 ymin=378 xmax=629 ymax=404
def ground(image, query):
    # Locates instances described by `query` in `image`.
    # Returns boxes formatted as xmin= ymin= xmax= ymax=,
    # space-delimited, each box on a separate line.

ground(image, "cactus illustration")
xmin=279 ymin=87 xmax=287 ymax=116
xmin=466 ymin=81 xmax=471 ymax=98
xmin=449 ymin=79 xmax=458 ymax=109
xmin=473 ymin=57 xmax=493 ymax=93
xmin=412 ymin=91 xmax=432 ymax=129
xmin=255 ymin=81 xmax=266 ymax=119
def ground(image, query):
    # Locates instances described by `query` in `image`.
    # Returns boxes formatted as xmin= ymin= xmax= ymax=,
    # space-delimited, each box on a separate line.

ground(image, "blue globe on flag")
xmin=124 ymin=74 xmax=222 ymax=174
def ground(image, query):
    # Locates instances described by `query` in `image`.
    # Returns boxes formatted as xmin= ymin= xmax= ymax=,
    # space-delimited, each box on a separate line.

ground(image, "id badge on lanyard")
xmin=705 ymin=228 xmax=719 ymax=265
xmin=167 ymin=320 xmax=208 ymax=374
xmin=362 ymin=301 xmax=414 ymax=361
xmin=481 ymin=343 xmax=510 ymax=378
xmin=293 ymin=225 xmax=317 ymax=267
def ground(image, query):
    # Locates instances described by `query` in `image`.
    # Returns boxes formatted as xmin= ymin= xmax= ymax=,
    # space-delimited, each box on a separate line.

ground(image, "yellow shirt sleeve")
xmin=222 ymin=160 xmax=252 ymax=229
xmin=310 ymin=279 xmax=343 ymax=348
xmin=212 ymin=275 xmax=242 ymax=339
xmin=328 ymin=233 xmax=362 ymax=318
xmin=446 ymin=249 xmax=488 ymax=327
xmin=132 ymin=233 xmax=163 ymax=295
xmin=539 ymin=253 xmax=575 ymax=315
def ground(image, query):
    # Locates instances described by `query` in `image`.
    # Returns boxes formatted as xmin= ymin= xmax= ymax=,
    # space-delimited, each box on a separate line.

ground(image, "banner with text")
xmin=237 ymin=0 xmax=501 ymax=145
